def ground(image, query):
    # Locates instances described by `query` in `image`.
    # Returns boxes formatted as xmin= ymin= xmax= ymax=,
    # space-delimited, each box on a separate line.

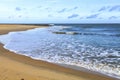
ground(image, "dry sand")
xmin=0 ymin=24 xmax=118 ymax=80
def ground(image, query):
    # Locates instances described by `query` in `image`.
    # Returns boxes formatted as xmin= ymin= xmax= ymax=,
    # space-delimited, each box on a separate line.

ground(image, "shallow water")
xmin=0 ymin=24 xmax=120 ymax=79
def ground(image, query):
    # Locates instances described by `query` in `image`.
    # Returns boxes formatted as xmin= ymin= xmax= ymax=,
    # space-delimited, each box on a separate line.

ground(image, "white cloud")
xmin=86 ymin=14 xmax=99 ymax=19
xmin=109 ymin=5 xmax=120 ymax=11
xmin=68 ymin=14 xmax=79 ymax=19
xmin=109 ymin=16 xmax=118 ymax=19
xmin=0 ymin=0 xmax=120 ymax=23
xmin=58 ymin=8 xmax=66 ymax=13
xmin=98 ymin=5 xmax=120 ymax=12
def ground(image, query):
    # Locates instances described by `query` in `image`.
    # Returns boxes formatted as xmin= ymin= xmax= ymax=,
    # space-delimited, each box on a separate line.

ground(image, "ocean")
xmin=0 ymin=24 xmax=120 ymax=79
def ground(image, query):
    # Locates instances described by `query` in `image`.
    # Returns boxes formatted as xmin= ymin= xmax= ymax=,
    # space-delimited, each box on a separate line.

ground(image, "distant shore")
xmin=0 ymin=24 xmax=118 ymax=80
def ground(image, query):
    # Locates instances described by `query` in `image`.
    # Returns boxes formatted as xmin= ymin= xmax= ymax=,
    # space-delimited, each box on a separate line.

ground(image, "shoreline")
xmin=0 ymin=24 xmax=119 ymax=80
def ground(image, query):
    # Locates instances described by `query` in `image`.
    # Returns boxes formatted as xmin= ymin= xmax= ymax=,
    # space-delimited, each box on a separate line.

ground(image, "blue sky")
xmin=0 ymin=0 xmax=120 ymax=23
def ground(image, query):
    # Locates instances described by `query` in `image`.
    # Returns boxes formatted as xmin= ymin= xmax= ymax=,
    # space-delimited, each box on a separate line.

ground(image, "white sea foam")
xmin=0 ymin=26 xmax=120 ymax=79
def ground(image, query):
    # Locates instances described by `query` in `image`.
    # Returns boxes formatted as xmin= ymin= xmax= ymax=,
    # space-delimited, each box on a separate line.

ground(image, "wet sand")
xmin=0 ymin=24 xmax=118 ymax=80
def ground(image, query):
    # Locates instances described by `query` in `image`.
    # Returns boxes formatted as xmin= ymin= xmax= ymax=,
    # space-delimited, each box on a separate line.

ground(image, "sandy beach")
xmin=0 ymin=24 xmax=118 ymax=80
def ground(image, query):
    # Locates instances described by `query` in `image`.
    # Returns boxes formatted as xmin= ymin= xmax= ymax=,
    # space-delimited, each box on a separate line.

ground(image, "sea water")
xmin=0 ymin=24 xmax=120 ymax=79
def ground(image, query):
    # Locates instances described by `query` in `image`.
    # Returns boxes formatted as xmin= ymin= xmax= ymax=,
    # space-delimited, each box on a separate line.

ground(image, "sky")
xmin=0 ymin=0 xmax=120 ymax=23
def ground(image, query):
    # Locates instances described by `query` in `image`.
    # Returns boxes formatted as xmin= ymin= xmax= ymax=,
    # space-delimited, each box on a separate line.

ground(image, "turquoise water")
xmin=0 ymin=24 xmax=120 ymax=79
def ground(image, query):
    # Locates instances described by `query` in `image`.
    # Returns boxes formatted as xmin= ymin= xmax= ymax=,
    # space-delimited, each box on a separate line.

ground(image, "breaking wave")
xmin=0 ymin=25 xmax=120 ymax=79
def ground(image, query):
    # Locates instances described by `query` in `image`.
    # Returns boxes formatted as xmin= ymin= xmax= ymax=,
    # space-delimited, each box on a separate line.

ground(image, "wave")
xmin=49 ymin=26 xmax=120 ymax=37
xmin=52 ymin=31 xmax=120 ymax=37
xmin=0 ymin=26 xmax=120 ymax=79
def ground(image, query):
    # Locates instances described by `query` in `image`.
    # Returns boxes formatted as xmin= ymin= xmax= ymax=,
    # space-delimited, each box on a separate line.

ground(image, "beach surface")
xmin=0 ymin=24 xmax=118 ymax=80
